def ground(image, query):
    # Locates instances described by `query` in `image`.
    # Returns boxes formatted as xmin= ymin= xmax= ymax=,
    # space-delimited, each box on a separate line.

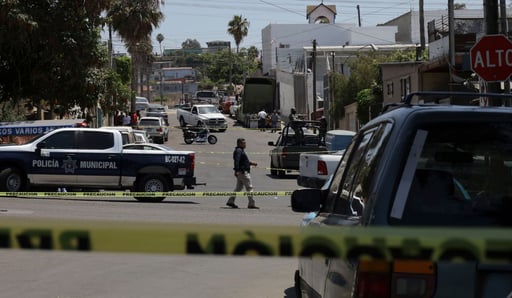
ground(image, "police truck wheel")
xmin=134 ymin=174 xmax=169 ymax=202
xmin=0 ymin=167 xmax=25 ymax=192
xmin=207 ymin=135 xmax=217 ymax=144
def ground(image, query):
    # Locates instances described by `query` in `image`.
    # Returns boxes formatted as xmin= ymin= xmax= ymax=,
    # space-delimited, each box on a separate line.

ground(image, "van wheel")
xmin=134 ymin=174 xmax=169 ymax=202
xmin=0 ymin=167 xmax=26 ymax=192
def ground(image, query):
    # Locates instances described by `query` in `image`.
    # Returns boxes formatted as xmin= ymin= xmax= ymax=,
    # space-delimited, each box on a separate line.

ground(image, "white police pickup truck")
xmin=0 ymin=127 xmax=198 ymax=202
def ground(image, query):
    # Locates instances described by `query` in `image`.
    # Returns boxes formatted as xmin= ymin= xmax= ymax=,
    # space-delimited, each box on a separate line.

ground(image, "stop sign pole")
xmin=470 ymin=34 xmax=512 ymax=82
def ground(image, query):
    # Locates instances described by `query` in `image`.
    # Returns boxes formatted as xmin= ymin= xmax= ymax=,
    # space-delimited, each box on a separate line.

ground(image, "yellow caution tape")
xmin=0 ymin=191 xmax=293 ymax=198
xmin=0 ymin=217 xmax=510 ymax=263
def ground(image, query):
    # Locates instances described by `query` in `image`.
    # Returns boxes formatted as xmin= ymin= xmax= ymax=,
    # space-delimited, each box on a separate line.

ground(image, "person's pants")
xmin=227 ymin=172 xmax=256 ymax=206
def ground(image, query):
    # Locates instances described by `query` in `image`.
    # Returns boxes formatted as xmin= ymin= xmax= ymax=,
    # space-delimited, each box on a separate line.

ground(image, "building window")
xmin=386 ymin=82 xmax=394 ymax=97
xmin=400 ymin=77 xmax=410 ymax=101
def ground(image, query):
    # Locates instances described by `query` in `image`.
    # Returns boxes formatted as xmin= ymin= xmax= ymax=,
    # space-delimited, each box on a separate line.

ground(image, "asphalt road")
xmin=0 ymin=109 xmax=306 ymax=298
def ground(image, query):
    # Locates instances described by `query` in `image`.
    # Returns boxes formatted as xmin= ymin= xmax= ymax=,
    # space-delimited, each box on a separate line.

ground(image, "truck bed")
xmin=297 ymin=150 xmax=345 ymax=188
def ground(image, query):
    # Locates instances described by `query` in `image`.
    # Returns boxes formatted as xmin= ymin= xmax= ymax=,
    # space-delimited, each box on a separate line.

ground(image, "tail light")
xmin=355 ymin=260 xmax=435 ymax=298
xmin=356 ymin=260 xmax=391 ymax=298
xmin=317 ymin=160 xmax=328 ymax=176
xmin=157 ymin=127 xmax=163 ymax=132
xmin=281 ymin=148 xmax=287 ymax=158
xmin=188 ymin=153 xmax=195 ymax=172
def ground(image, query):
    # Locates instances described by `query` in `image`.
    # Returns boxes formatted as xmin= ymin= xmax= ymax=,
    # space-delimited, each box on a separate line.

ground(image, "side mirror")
xmin=267 ymin=141 xmax=275 ymax=146
xmin=291 ymin=188 xmax=324 ymax=212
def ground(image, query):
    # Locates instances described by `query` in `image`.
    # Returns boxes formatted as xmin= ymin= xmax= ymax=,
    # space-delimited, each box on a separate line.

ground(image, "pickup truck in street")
xmin=297 ymin=129 xmax=355 ymax=188
xmin=0 ymin=127 xmax=197 ymax=202
xmin=268 ymin=120 xmax=327 ymax=177
xmin=176 ymin=104 xmax=227 ymax=132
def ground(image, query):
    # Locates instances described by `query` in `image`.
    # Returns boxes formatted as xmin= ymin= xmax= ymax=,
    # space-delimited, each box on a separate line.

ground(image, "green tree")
xmin=331 ymin=49 xmax=419 ymax=125
xmin=182 ymin=38 xmax=201 ymax=49
xmin=156 ymin=33 xmax=164 ymax=55
xmin=0 ymin=0 xmax=111 ymax=117
xmin=227 ymin=15 xmax=249 ymax=53
xmin=108 ymin=0 xmax=164 ymax=112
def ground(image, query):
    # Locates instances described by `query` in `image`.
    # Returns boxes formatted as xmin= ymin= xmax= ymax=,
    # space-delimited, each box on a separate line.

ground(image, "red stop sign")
xmin=470 ymin=34 xmax=512 ymax=82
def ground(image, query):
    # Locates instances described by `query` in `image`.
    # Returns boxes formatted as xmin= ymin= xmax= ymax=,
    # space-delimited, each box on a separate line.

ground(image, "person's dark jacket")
xmin=233 ymin=147 xmax=251 ymax=173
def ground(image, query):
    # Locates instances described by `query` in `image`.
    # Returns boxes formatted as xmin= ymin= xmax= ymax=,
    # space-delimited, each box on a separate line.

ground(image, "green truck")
xmin=236 ymin=77 xmax=277 ymax=128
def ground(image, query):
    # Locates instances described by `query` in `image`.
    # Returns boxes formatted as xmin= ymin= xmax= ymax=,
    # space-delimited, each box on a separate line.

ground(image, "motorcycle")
xmin=182 ymin=125 xmax=217 ymax=144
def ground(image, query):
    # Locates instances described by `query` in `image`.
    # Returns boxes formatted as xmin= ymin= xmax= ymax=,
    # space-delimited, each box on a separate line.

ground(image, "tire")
xmin=270 ymin=161 xmax=277 ymax=176
xmin=0 ymin=167 xmax=26 ymax=192
xmin=134 ymin=174 xmax=169 ymax=202
xmin=184 ymin=138 xmax=194 ymax=144
xmin=207 ymin=135 xmax=217 ymax=144
xmin=179 ymin=117 xmax=186 ymax=127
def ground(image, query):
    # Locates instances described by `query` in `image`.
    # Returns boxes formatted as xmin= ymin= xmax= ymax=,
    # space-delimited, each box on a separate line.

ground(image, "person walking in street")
xmin=270 ymin=110 xmax=280 ymax=133
xmin=257 ymin=108 xmax=267 ymax=131
xmin=226 ymin=138 xmax=259 ymax=209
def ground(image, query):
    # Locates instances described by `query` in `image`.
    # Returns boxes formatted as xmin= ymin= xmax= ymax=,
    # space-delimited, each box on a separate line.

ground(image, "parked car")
xmin=292 ymin=92 xmax=512 ymax=298
xmin=194 ymin=90 xmax=220 ymax=104
xmin=133 ymin=129 xmax=152 ymax=143
xmin=135 ymin=96 xmax=150 ymax=113
xmin=135 ymin=96 xmax=149 ymax=104
xmin=144 ymin=103 xmax=169 ymax=125
xmin=136 ymin=116 xmax=169 ymax=144
xmin=101 ymin=126 xmax=138 ymax=145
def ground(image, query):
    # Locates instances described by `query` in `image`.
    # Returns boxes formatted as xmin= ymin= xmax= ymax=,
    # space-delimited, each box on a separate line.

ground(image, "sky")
xmin=104 ymin=0 xmax=486 ymax=54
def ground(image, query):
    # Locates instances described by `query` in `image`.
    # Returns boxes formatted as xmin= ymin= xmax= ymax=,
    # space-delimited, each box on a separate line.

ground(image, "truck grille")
xmin=207 ymin=118 xmax=225 ymax=126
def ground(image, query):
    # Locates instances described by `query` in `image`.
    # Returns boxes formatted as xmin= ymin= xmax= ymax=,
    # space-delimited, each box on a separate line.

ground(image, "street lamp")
xmin=160 ymin=70 xmax=164 ymax=105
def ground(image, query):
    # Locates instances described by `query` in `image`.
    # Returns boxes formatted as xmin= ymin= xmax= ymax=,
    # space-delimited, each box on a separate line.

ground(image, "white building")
xmin=260 ymin=2 xmax=404 ymax=123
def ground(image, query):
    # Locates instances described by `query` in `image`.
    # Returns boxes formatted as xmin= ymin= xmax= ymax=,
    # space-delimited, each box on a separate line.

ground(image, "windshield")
xmin=198 ymin=106 xmax=218 ymax=114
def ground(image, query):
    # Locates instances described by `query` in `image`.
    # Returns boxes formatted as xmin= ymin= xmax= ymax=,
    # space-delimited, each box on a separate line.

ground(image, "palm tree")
xmin=156 ymin=33 xmax=164 ymax=56
xmin=108 ymin=0 xmax=164 ymax=112
xmin=227 ymin=15 xmax=249 ymax=53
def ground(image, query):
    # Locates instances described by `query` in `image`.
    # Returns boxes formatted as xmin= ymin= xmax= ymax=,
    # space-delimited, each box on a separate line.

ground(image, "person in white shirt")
xmin=257 ymin=108 xmax=267 ymax=131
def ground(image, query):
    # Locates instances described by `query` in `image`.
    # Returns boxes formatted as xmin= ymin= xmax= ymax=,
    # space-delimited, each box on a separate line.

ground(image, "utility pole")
xmin=419 ymin=0 xmax=425 ymax=54
xmin=485 ymin=0 xmax=500 ymax=95
xmin=312 ymin=39 xmax=317 ymax=120
xmin=500 ymin=0 xmax=510 ymax=100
